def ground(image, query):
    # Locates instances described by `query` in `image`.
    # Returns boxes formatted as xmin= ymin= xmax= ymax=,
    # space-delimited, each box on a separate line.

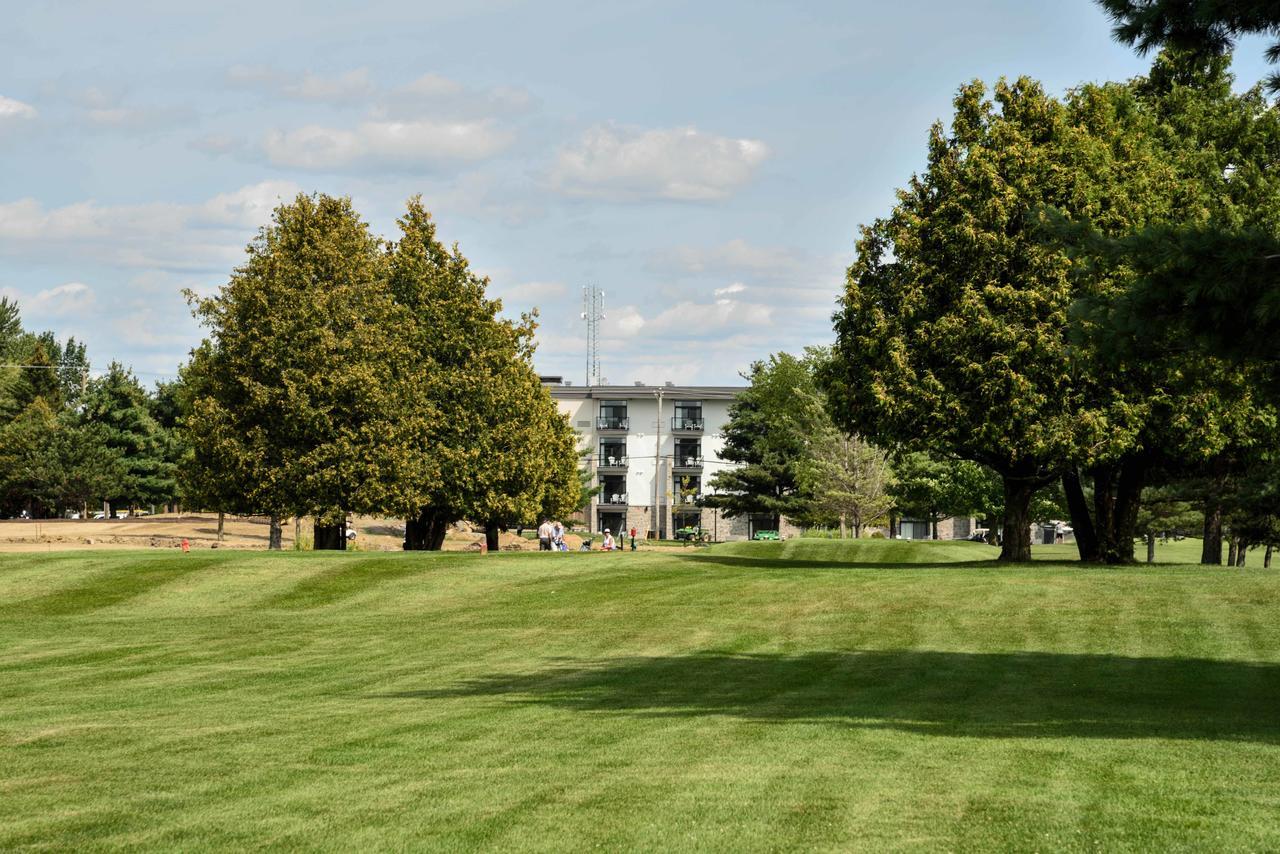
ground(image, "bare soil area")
xmin=0 ymin=515 xmax=600 ymax=553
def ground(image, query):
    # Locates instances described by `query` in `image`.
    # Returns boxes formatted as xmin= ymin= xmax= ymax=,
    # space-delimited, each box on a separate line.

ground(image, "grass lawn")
xmin=2 ymin=540 xmax=1278 ymax=851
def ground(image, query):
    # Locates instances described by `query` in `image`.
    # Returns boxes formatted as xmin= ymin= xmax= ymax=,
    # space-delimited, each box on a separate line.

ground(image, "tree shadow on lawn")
xmin=374 ymin=650 xmax=1280 ymax=743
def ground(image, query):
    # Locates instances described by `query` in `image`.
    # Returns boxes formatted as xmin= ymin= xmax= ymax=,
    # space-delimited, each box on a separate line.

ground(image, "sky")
xmin=0 ymin=1 xmax=1272 ymax=387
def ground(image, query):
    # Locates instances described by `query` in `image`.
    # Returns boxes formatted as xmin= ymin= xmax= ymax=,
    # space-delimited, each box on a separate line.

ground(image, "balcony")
xmin=672 ymin=455 xmax=703 ymax=470
xmin=599 ymin=492 xmax=629 ymax=506
xmin=597 ymin=416 xmax=630 ymax=431
xmin=597 ymin=454 xmax=628 ymax=470
xmin=670 ymin=417 xmax=704 ymax=432
xmin=672 ymin=492 xmax=702 ymax=505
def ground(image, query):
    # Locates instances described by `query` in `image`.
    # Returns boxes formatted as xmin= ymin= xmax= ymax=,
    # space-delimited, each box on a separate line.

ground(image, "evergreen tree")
xmin=79 ymin=363 xmax=175 ymax=512
xmin=1098 ymin=0 xmax=1280 ymax=91
xmin=705 ymin=352 xmax=826 ymax=528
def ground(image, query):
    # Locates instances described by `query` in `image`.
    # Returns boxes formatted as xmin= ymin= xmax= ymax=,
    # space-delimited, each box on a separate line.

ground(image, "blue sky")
xmin=0 ymin=1 xmax=1271 ymax=385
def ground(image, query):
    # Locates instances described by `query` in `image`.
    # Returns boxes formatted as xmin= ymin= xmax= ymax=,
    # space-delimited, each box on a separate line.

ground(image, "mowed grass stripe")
xmin=2 ymin=541 xmax=1280 ymax=850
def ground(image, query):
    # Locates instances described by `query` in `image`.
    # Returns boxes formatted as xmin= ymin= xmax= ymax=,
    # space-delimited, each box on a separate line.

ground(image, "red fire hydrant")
xmin=181 ymin=538 xmax=190 ymax=554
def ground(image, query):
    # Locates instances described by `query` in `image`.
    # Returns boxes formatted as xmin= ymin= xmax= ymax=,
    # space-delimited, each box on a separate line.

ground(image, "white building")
xmin=546 ymin=380 xmax=780 ymax=541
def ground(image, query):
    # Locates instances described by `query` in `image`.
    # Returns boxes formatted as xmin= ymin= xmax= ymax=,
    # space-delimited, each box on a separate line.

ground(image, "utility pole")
xmin=653 ymin=386 xmax=664 ymax=540
xmin=580 ymin=285 xmax=605 ymax=387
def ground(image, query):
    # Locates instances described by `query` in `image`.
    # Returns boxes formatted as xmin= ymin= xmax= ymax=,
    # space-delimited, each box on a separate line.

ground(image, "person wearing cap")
xmin=602 ymin=528 xmax=615 ymax=551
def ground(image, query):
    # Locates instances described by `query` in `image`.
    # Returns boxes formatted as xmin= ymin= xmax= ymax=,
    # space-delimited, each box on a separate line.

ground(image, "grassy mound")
xmin=2 ymin=547 xmax=1278 ymax=850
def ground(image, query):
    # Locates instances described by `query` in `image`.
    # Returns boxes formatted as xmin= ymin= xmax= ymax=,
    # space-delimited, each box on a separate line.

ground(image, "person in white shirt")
xmin=602 ymin=529 xmax=615 ymax=551
xmin=552 ymin=521 xmax=565 ymax=551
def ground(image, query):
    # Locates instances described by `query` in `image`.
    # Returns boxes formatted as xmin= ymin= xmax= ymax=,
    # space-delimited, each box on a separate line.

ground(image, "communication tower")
xmin=580 ymin=285 xmax=605 ymax=387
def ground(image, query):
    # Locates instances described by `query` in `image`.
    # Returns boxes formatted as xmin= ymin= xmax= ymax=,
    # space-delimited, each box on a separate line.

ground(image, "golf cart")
xmin=752 ymin=529 xmax=780 ymax=541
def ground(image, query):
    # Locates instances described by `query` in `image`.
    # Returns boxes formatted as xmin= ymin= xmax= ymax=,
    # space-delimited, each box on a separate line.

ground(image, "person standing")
xmin=629 ymin=526 xmax=637 ymax=551
xmin=537 ymin=519 xmax=553 ymax=551
xmin=602 ymin=528 xmax=615 ymax=551
xmin=552 ymin=520 xmax=565 ymax=551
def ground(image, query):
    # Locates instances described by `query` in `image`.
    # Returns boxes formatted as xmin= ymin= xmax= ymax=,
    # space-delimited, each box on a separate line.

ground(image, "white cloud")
xmin=0 ymin=95 xmax=37 ymax=120
xmin=228 ymin=65 xmax=373 ymax=104
xmin=0 ymin=282 xmax=95 ymax=318
xmin=0 ymin=180 xmax=301 ymax=271
xmin=285 ymin=68 xmax=374 ymax=103
xmin=548 ymin=125 xmax=769 ymax=201
xmin=713 ymin=281 xmax=747 ymax=297
xmin=652 ymin=237 xmax=845 ymax=308
xmin=399 ymin=72 xmax=464 ymax=99
xmin=605 ymin=297 xmax=773 ymax=340
xmin=262 ymin=118 xmax=511 ymax=170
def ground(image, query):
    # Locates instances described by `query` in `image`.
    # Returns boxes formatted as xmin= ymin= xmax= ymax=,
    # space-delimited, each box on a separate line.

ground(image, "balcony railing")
xmin=672 ymin=455 xmax=703 ymax=469
xmin=673 ymin=492 xmax=702 ymax=505
xmin=598 ymin=492 xmax=629 ymax=506
xmin=671 ymin=417 xmax=704 ymax=431
xmin=597 ymin=454 xmax=628 ymax=468
xmin=597 ymin=416 xmax=630 ymax=431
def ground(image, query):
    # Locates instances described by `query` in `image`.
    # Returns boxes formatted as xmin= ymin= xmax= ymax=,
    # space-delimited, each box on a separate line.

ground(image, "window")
xmin=599 ymin=440 xmax=626 ymax=466
xmin=672 ymin=401 xmax=703 ymax=430
xmin=598 ymin=400 xmax=628 ymax=430
xmin=599 ymin=475 xmax=626 ymax=505
xmin=674 ymin=439 xmax=701 ymax=466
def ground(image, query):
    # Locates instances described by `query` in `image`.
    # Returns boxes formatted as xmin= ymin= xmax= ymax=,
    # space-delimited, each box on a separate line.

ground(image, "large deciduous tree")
xmin=388 ymin=197 xmax=577 ymax=550
xmin=825 ymin=79 xmax=1109 ymax=561
xmin=184 ymin=193 xmax=415 ymax=549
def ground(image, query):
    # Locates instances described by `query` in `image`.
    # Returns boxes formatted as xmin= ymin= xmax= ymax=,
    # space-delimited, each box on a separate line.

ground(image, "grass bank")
xmin=1 ymin=543 xmax=1277 ymax=850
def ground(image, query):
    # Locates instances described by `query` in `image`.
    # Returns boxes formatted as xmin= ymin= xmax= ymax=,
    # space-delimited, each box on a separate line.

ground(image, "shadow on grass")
xmin=374 ymin=651 xmax=1280 ymax=743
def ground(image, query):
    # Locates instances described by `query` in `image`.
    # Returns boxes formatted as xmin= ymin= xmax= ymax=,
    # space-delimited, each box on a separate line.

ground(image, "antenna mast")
xmin=581 ymin=285 xmax=605 ymax=387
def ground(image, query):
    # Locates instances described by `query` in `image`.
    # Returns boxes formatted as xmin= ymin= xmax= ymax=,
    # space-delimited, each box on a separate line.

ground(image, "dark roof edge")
xmin=548 ymin=385 xmax=744 ymax=400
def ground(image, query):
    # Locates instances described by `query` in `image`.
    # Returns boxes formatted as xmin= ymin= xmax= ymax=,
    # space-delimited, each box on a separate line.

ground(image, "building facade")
xmin=547 ymin=381 xmax=786 ymax=541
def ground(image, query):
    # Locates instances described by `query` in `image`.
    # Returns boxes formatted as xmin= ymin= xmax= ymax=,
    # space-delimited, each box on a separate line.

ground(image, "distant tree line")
xmin=0 ymin=297 xmax=179 ymax=519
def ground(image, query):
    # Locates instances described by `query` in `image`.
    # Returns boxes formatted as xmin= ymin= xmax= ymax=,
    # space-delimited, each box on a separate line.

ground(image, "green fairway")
xmin=2 ymin=542 xmax=1278 ymax=851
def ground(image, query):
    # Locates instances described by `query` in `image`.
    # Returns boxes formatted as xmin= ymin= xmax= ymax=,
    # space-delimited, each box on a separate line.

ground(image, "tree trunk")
xmin=485 ymin=521 xmax=500 ymax=552
xmin=839 ymin=513 xmax=848 ymax=540
xmin=1265 ymin=544 xmax=1273 ymax=568
xmin=217 ymin=511 xmax=225 ymax=542
xmin=294 ymin=517 xmax=301 ymax=550
xmin=1062 ymin=468 xmax=1100 ymax=562
xmin=1237 ymin=541 xmax=1248 ymax=567
xmin=1227 ymin=537 xmax=1238 ymax=567
xmin=314 ymin=521 xmax=347 ymax=551
xmin=405 ymin=509 xmax=449 ymax=551
xmin=1146 ymin=531 xmax=1156 ymax=564
xmin=888 ymin=511 xmax=898 ymax=539
xmin=983 ymin=515 xmax=999 ymax=545
xmin=999 ymin=477 xmax=1035 ymax=562
xmin=268 ymin=514 xmax=282 ymax=551
xmin=1102 ymin=457 xmax=1145 ymax=564
xmin=931 ymin=514 xmax=939 ymax=540
xmin=1201 ymin=476 xmax=1225 ymax=564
